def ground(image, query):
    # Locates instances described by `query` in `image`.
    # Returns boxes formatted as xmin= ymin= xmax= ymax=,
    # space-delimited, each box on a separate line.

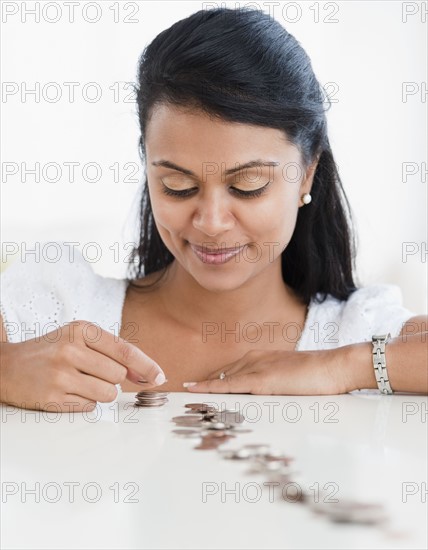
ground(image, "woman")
xmin=1 ymin=7 xmax=427 ymax=411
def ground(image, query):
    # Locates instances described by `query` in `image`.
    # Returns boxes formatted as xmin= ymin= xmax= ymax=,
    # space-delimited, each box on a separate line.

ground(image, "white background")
xmin=1 ymin=1 xmax=427 ymax=313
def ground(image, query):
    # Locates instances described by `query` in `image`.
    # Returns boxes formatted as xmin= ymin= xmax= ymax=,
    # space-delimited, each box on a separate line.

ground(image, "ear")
xmin=298 ymin=157 xmax=319 ymax=207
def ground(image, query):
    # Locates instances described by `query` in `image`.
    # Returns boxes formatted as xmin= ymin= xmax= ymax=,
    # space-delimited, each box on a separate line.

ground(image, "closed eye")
xmin=161 ymin=181 xmax=272 ymax=199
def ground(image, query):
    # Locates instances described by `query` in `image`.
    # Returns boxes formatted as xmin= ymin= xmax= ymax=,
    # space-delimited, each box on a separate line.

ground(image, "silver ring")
xmin=219 ymin=371 xmax=226 ymax=380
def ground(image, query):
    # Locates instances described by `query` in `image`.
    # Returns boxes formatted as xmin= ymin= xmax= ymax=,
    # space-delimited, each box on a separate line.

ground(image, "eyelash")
xmin=161 ymin=181 xmax=272 ymax=199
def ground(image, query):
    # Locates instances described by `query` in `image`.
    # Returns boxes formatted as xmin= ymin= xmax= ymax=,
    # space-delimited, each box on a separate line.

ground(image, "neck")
xmin=157 ymin=257 xmax=304 ymax=333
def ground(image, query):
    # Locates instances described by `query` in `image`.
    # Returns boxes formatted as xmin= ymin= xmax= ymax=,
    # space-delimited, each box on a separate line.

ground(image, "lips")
xmin=190 ymin=243 xmax=243 ymax=254
xmin=189 ymin=242 xmax=245 ymax=265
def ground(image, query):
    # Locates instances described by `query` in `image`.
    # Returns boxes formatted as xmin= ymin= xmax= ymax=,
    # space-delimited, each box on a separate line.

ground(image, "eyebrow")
xmin=151 ymin=159 xmax=279 ymax=177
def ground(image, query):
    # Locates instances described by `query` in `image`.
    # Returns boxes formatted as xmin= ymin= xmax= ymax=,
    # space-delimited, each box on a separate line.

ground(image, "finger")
xmin=69 ymin=373 xmax=119 ymax=404
xmin=81 ymin=326 xmax=166 ymax=386
xmin=206 ymin=357 xmax=248 ymax=380
xmin=75 ymin=347 xmax=128 ymax=385
xmin=206 ymin=360 xmax=261 ymax=381
xmin=131 ymin=377 xmax=169 ymax=389
xmin=60 ymin=395 xmax=97 ymax=413
xmin=125 ymin=367 xmax=167 ymax=386
xmin=185 ymin=374 xmax=257 ymax=394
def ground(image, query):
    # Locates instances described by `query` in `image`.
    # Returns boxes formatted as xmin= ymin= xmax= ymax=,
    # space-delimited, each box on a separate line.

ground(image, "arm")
xmin=345 ymin=315 xmax=428 ymax=394
xmin=184 ymin=315 xmax=428 ymax=395
xmin=0 ymin=314 xmax=8 ymax=342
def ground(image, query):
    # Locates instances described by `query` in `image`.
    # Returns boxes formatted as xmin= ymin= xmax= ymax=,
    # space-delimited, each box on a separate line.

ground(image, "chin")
xmin=190 ymin=269 xmax=249 ymax=293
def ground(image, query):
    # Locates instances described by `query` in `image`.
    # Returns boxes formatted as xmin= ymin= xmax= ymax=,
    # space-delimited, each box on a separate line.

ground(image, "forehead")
xmin=145 ymin=103 xmax=299 ymax=166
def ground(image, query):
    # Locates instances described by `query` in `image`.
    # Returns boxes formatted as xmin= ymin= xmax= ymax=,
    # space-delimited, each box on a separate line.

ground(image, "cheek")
xmin=247 ymin=190 xmax=298 ymax=238
xmin=149 ymin=194 xmax=190 ymax=237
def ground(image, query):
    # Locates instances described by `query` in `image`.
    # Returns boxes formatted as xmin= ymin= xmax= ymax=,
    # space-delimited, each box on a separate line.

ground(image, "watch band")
xmin=371 ymin=333 xmax=393 ymax=394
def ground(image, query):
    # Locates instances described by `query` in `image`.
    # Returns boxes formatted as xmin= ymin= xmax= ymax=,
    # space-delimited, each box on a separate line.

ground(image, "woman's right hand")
xmin=0 ymin=319 xmax=166 ymax=412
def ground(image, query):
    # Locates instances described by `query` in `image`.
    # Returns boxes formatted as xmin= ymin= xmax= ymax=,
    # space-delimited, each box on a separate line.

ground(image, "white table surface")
xmin=1 ymin=391 xmax=427 ymax=550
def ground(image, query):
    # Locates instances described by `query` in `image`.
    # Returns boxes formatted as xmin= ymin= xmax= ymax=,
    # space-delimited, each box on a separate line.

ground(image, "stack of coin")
xmin=134 ymin=391 xmax=169 ymax=407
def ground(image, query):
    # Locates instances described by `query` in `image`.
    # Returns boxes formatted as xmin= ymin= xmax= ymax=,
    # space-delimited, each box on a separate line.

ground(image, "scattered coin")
xmin=257 ymin=460 xmax=294 ymax=473
xmin=310 ymin=500 xmax=388 ymax=525
xmin=172 ymin=429 xmax=202 ymax=438
xmin=195 ymin=442 xmax=221 ymax=450
xmin=218 ymin=448 xmax=254 ymax=460
xmin=175 ymin=404 xmax=388 ymax=527
xmin=215 ymin=410 xmax=245 ymax=424
xmin=202 ymin=421 xmax=230 ymax=430
xmin=195 ymin=433 xmax=235 ymax=450
xmin=200 ymin=430 xmax=236 ymax=438
xmin=185 ymin=403 xmax=217 ymax=413
xmin=172 ymin=415 xmax=203 ymax=422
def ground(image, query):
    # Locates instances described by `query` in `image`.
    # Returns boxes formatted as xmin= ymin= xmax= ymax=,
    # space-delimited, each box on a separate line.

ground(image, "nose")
xmin=192 ymin=189 xmax=235 ymax=237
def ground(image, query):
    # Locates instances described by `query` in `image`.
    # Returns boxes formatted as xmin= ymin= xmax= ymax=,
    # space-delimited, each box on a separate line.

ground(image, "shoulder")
xmin=299 ymin=283 xmax=417 ymax=350
xmin=0 ymin=242 xmax=127 ymax=342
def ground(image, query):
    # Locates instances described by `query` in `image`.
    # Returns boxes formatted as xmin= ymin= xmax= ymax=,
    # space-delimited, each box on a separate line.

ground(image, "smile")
xmin=189 ymin=243 xmax=245 ymax=265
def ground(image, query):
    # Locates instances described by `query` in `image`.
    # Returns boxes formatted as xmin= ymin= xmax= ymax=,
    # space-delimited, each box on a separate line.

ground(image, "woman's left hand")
xmin=184 ymin=348 xmax=355 ymax=395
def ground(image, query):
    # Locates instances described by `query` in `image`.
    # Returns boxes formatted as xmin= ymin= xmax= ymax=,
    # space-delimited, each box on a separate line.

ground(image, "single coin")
xmin=185 ymin=403 xmax=215 ymax=410
xmin=264 ymin=453 xmax=293 ymax=462
xmin=218 ymin=448 xmax=253 ymax=460
xmin=172 ymin=423 xmax=203 ymax=428
xmin=202 ymin=421 xmax=230 ymax=430
xmin=173 ymin=421 xmax=203 ymax=428
xmin=215 ymin=410 xmax=245 ymax=424
xmin=200 ymin=430 xmax=236 ymax=438
xmin=172 ymin=428 xmax=201 ymax=434
xmin=136 ymin=397 xmax=169 ymax=402
xmin=135 ymin=395 xmax=168 ymax=401
xmin=136 ymin=399 xmax=168 ymax=405
xmin=135 ymin=398 xmax=168 ymax=403
xmin=137 ymin=392 xmax=169 ymax=397
xmin=255 ymin=460 xmax=294 ymax=473
xmin=312 ymin=501 xmax=387 ymax=525
xmin=172 ymin=415 xmax=203 ymax=421
xmin=135 ymin=394 xmax=168 ymax=399
xmin=198 ymin=437 xmax=232 ymax=449
xmin=202 ymin=434 xmax=234 ymax=442
xmin=134 ymin=403 xmax=168 ymax=408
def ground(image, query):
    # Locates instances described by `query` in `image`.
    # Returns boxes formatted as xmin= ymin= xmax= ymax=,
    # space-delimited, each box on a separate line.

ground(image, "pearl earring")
xmin=302 ymin=193 xmax=312 ymax=205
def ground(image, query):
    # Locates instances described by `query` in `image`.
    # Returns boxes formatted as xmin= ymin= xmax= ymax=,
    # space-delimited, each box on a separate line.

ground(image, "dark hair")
xmin=127 ymin=7 xmax=359 ymax=305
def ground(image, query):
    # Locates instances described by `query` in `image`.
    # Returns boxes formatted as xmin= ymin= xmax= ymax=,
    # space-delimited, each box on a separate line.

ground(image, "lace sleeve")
xmin=0 ymin=242 xmax=127 ymax=343
xmin=337 ymin=283 xmax=417 ymax=345
xmin=298 ymin=283 xmax=417 ymax=351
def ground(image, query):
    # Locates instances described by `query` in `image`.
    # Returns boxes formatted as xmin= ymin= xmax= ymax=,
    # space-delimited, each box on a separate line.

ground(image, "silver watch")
xmin=371 ymin=333 xmax=393 ymax=394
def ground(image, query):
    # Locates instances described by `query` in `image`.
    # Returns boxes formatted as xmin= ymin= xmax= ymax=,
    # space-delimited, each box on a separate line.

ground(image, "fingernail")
xmin=183 ymin=382 xmax=197 ymax=388
xmin=154 ymin=373 xmax=166 ymax=385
